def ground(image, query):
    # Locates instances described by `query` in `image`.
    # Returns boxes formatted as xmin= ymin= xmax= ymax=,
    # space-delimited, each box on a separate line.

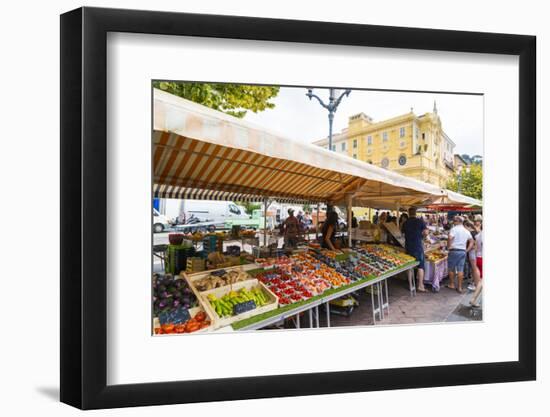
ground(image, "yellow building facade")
xmin=312 ymin=104 xmax=456 ymax=187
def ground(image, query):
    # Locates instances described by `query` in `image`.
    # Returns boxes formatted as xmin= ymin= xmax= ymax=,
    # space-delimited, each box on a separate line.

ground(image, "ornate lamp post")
xmin=306 ymin=88 xmax=351 ymax=225
xmin=306 ymin=88 xmax=351 ymax=151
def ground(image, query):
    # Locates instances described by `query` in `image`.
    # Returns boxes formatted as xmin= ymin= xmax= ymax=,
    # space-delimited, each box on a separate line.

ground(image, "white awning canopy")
xmin=153 ymin=89 xmax=450 ymax=207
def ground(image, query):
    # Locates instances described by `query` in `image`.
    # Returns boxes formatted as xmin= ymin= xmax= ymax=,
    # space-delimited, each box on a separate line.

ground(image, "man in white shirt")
xmin=446 ymin=215 xmax=474 ymax=293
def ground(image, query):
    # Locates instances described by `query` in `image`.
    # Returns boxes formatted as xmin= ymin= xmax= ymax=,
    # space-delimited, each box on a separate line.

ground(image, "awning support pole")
xmin=396 ymin=202 xmax=400 ymax=229
xmin=263 ymin=197 xmax=268 ymax=247
xmin=347 ymin=193 xmax=353 ymax=248
xmin=316 ymin=202 xmax=320 ymax=242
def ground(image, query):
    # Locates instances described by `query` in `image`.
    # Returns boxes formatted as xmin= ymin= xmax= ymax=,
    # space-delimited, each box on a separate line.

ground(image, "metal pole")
xmin=315 ymin=305 xmax=320 ymax=327
xmin=263 ymin=197 xmax=268 ymax=247
xmin=326 ymin=302 xmax=331 ymax=327
xmin=378 ymin=282 xmax=384 ymax=320
xmin=371 ymin=287 xmax=376 ymax=323
xmin=316 ymin=202 xmax=320 ymax=242
xmin=385 ymin=279 xmax=390 ymax=317
xmin=328 ymin=110 xmax=334 ymax=151
xmin=347 ymin=194 xmax=352 ymax=248
xmin=396 ymin=202 xmax=400 ymax=229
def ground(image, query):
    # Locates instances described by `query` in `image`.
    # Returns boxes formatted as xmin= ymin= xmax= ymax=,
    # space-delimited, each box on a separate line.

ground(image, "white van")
xmin=153 ymin=208 xmax=174 ymax=233
xmin=181 ymin=200 xmax=250 ymax=224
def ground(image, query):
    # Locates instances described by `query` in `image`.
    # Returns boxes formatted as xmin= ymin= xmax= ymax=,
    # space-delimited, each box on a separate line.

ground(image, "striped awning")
xmin=153 ymin=184 xmax=312 ymax=204
xmin=153 ymin=131 xmax=359 ymax=203
xmin=153 ymin=89 xmax=448 ymax=206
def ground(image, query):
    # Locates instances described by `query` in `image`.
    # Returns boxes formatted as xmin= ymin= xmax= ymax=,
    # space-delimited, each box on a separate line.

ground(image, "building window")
xmin=353 ymin=139 xmax=357 ymax=148
xmin=400 ymin=127 xmax=405 ymax=137
xmin=382 ymin=132 xmax=388 ymax=142
xmin=400 ymin=141 xmax=406 ymax=148
xmin=331 ymin=145 xmax=336 ymax=151
xmin=398 ymin=155 xmax=407 ymax=166
xmin=353 ymin=153 xmax=357 ymax=159
xmin=367 ymin=160 xmax=373 ymax=164
xmin=367 ymin=148 xmax=373 ymax=155
xmin=422 ymin=132 xmax=425 ymax=139
xmin=381 ymin=157 xmax=389 ymax=168
xmin=341 ymin=142 xmax=346 ymax=151
xmin=367 ymin=135 xmax=372 ymax=145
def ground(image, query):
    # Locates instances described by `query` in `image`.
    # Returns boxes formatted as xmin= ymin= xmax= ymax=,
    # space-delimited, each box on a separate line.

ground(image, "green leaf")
xmin=153 ymin=82 xmax=280 ymax=118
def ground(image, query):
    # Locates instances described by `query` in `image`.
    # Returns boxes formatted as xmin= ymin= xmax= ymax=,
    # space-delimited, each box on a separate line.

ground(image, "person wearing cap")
xmin=283 ymin=208 xmax=300 ymax=249
xmin=402 ymin=207 xmax=429 ymax=292
xmin=474 ymin=214 xmax=483 ymax=232
xmin=446 ymin=215 xmax=474 ymax=293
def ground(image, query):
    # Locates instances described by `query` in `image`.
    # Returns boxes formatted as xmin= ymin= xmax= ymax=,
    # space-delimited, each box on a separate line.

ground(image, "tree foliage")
xmin=446 ymin=164 xmax=483 ymax=200
xmin=153 ymin=82 xmax=280 ymax=118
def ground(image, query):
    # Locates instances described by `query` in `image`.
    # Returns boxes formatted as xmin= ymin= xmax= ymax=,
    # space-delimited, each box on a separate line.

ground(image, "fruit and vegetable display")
xmin=426 ymin=251 xmax=447 ymax=262
xmin=154 ymin=310 xmax=211 ymax=334
xmin=256 ymin=268 xmax=323 ymax=305
xmin=354 ymin=245 xmax=415 ymax=276
xmin=191 ymin=269 xmax=252 ymax=291
xmin=255 ymin=254 xmax=350 ymax=306
xmin=153 ymin=273 xmax=197 ymax=317
xmin=239 ymin=229 xmax=257 ymax=238
xmin=206 ymin=286 xmax=271 ymax=317
xmin=255 ymin=256 xmax=293 ymax=271
xmin=206 ymin=251 xmax=241 ymax=268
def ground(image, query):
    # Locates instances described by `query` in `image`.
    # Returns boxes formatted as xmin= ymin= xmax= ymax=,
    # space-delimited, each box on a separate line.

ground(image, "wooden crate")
xmin=180 ymin=264 xmax=258 ymax=298
xmin=152 ymin=306 xmax=214 ymax=335
xmin=199 ymin=279 xmax=279 ymax=329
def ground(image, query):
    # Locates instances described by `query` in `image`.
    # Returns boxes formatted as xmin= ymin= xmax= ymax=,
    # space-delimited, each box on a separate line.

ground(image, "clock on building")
xmin=381 ymin=157 xmax=389 ymax=168
xmin=398 ymin=155 xmax=407 ymax=166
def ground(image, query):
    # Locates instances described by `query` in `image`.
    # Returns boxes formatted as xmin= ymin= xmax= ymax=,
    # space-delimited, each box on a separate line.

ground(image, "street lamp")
xmin=306 ymin=88 xmax=351 ymax=151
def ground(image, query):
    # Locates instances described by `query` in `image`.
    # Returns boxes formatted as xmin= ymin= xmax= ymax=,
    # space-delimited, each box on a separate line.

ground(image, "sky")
xmin=243 ymin=86 xmax=483 ymax=156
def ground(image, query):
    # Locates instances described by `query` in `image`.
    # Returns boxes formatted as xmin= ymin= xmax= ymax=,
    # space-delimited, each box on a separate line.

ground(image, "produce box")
xmin=182 ymin=264 xmax=258 ymax=294
xmin=165 ymin=244 xmax=195 ymax=275
xmin=186 ymin=257 xmax=206 ymax=273
xmin=199 ymin=279 xmax=278 ymax=329
xmin=226 ymin=255 xmax=241 ymax=266
xmin=153 ymin=306 xmax=213 ymax=335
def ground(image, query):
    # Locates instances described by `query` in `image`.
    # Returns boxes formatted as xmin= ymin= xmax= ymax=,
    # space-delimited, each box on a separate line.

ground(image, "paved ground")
xmin=283 ymin=273 xmax=482 ymax=329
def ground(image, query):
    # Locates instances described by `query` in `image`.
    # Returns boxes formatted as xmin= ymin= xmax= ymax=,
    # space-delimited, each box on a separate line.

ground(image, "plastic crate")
xmin=165 ymin=244 xmax=195 ymax=275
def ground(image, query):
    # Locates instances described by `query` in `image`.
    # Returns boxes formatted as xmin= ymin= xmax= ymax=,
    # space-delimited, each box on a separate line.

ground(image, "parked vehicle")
xmin=180 ymin=200 xmax=250 ymax=225
xmin=153 ymin=208 xmax=174 ymax=233
xmin=225 ymin=209 xmax=274 ymax=230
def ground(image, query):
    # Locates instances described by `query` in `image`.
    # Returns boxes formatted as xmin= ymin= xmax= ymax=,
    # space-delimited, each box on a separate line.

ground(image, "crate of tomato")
xmin=153 ymin=306 xmax=213 ymax=335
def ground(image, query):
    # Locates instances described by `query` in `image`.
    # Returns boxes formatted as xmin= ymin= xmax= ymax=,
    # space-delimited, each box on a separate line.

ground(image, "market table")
xmin=230 ymin=261 xmax=418 ymax=331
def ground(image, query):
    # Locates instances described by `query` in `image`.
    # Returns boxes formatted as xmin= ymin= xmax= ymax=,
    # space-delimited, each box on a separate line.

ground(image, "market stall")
xmin=418 ymin=194 xmax=482 ymax=291
xmin=151 ymin=89 xmax=458 ymax=333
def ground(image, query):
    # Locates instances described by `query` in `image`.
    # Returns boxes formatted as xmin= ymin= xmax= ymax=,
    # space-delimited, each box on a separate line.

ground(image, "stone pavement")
xmin=312 ymin=273 xmax=482 ymax=328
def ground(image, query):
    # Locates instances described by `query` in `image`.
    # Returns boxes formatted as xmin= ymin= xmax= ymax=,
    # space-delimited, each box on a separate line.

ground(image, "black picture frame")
xmin=60 ymin=6 xmax=536 ymax=410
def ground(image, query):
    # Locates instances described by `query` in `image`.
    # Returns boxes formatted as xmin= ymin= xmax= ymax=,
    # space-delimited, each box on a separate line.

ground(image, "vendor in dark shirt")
xmin=402 ymin=207 xmax=429 ymax=292
xmin=321 ymin=211 xmax=340 ymax=250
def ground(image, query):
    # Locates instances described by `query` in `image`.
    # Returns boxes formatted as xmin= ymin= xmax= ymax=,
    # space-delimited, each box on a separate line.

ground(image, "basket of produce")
xmin=168 ymin=233 xmax=185 ymax=245
xmin=200 ymin=279 xmax=278 ymax=329
xmin=153 ymin=306 xmax=213 ymax=335
xmin=226 ymin=255 xmax=242 ymax=266
xmin=152 ymin=273 xmax=198 ymax=318
xmin=182 ymin=265 xmax=257 ymax=292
